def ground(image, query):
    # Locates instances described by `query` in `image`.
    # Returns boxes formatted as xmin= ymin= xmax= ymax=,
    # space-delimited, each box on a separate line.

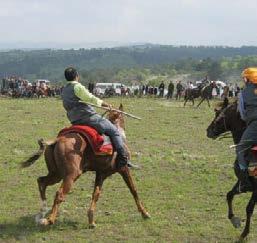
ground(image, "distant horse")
xmin=35 ymin=87 xmax=49 ymax=98
xmin=206 ymin=98 xmax=257 ymax=240
xmin=21 ymin=104 xmax=150 ymax=228
xmin=184 ymin=83 xmax=213 ymax=107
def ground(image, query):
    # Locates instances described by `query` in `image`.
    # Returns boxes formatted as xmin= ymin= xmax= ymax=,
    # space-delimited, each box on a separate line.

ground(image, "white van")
xmin=95 ymin=83 xmax=124 ymax=95
xmin=36 ymin=79 xmax=50 ymax=87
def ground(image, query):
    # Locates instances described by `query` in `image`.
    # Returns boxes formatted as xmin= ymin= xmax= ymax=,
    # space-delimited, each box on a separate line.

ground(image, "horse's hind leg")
xmin=119 ymin=167 xmax=150 ymax=219
xmin=36 ymin=174 xmax=61 ymax=219
xmin=37 ymin=145 xmax=61 ymax=213
xmin=183 ymin=98 xmax=188 ymax=107
xmin=227 ymin=181 xmax=241 ymax=228
xmin=191 ymin=98 xmax=194 ymax=106
xmin=87 ymin=172 xmax=107 ymax=228
xmin=206 ymin=98 xmax=210 ymax=107
xmin=40 ymin=172 xmax=80 ymax=225
xmin=196 ymin=98 xmax=204 ymax=108
xmin=38 ymin=174 xmax=61 ymax=202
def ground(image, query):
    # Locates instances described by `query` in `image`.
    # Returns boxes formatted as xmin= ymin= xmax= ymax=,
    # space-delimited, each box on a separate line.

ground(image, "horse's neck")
xmin=118 ymin=117 xmax=125 ymax=131
xmin=231 ymin=128 xmax=245 ymax=144
xmin=230 ymin=108 xmax=246 ymax=144
xmin=108 ymin=117 xmax=126 ymax=140
xmin=115 ymin=122 xmax=126 ymax=141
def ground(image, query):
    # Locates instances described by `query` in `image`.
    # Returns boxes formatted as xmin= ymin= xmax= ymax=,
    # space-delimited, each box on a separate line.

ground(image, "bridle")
xmin=213 ymin=104 xmax=234 ymax=131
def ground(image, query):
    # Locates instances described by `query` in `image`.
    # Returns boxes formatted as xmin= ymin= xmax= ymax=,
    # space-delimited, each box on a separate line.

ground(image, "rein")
xmin=217 ymin=132 xmax=232 ymax=140
xmin=80 ymin=101 xmax=142 ymax=120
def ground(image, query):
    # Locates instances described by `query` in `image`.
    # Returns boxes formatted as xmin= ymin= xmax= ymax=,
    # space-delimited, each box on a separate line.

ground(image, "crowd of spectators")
xmin=1 ymin=76 xmax=241 ymax=100
xmin=136 ymin=81 xmax=183 ymax=99
xmin=135 ymin=80 xmax=241 ymax=100
xmin=0 ymin=76 xmax=63 ymax=98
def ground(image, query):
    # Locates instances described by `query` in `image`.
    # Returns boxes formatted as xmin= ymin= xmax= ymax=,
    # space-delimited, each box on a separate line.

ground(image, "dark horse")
xmin=206 ymin=98 xmax=257 ymax=240
xmin=21 ymin=105 xmax=150 ymax=228
xmin=184 ymin=83 xmax=213 ymax=107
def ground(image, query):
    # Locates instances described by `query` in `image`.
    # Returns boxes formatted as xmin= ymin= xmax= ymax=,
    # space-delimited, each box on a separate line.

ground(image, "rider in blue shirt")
xmin=237 ymin=67 xmax=257 ymax=191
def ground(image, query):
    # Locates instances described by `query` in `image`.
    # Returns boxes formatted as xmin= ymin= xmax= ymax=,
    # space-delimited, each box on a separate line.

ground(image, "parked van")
xmin=95 ymin=83 xmax=125 ymax=96
xmin=36 ymin=79 xmax=50 ymax=87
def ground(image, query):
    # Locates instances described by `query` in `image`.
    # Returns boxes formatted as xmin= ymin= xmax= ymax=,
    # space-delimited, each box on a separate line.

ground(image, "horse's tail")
xmin=21 ymin=138 xmax=57 ymax=168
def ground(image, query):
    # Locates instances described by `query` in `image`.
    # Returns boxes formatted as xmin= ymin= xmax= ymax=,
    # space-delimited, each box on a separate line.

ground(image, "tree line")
xmin=0 ymin=45 xmax=257 ymax=85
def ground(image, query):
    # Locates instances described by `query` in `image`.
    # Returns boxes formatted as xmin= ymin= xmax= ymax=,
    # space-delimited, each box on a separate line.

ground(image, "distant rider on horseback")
xmin=61 ymin=67 xmax=135 ymax=169
xmin=237 ymin=67 xmax=257 ymax=191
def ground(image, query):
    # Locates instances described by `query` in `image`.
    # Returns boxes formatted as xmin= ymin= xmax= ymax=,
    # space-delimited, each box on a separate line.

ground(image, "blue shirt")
xmin=238 ymin=91 xmax=246 ymax=121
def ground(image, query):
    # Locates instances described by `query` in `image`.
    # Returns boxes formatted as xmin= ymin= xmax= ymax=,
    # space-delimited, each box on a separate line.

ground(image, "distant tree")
xmin=208 ymin=61 xmax=222 ymax=80
xmin=1 ymin=46 xmax=257 ymax=83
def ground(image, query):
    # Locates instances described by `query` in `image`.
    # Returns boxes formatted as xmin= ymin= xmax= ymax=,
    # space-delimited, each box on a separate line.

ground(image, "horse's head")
xmin=107 ymin=104 xmax=125 ymax=130
xmin=206 ymin=98 xmax=238 ymax=139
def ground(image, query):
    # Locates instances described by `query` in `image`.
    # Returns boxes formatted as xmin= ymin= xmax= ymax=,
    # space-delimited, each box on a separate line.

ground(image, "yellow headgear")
xmin=242 ymin=67 xmax=257 ymax=83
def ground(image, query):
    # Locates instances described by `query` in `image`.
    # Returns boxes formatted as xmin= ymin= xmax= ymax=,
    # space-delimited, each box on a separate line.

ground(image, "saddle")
xmin=248 ymin=145 xmax=257 ymax=177
xmin=58 ymin=125 xmax=113 ymax=156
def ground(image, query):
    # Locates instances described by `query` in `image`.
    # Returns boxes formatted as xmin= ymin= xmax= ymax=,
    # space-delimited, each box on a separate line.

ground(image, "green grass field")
xmin=0 ymin=97 xmax=256 ymax=242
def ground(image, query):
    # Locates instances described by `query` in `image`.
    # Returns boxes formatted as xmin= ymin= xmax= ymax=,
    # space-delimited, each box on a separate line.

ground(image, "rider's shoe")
xmin=238 ymin=169 xmax=253 ymax=192
xmin=127 ymin=161 xmax=140 ymax=169
xmin=115 ymin=153 xmax=128 ymax=170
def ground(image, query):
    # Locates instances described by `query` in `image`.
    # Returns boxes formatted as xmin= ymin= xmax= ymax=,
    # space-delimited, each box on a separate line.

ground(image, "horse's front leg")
xmin=87 ymin=172 xmax=106 ymax=228
xmin=227 ymin=181 xmax=241 ymax=228
xmin=119 ymin=166 xmax=150 ymax=219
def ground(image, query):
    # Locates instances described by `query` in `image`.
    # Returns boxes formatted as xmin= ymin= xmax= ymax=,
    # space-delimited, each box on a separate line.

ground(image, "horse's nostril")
xmin=207 ymin=129 xmax=214 ymax=138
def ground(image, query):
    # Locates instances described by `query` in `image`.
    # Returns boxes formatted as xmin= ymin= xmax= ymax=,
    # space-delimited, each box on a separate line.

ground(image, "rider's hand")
xmin=102 ymin=102 xmax=112 ymax=111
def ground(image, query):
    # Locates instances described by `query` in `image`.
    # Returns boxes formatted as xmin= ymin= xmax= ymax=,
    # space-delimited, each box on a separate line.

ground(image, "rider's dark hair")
xmin=64 ymin=67 xmax=78 ymax=81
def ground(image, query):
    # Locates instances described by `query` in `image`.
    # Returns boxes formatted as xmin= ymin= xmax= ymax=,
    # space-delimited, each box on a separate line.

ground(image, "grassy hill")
xmin=0 ymin=97 xmax=255 ymax=242
xmin=1 ymin=45 xmax=257 ymax=82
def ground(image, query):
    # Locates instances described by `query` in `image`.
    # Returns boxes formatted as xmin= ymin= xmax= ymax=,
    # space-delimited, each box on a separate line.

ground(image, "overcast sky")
xmin=0 ymin=0 xmax=257 ymax=47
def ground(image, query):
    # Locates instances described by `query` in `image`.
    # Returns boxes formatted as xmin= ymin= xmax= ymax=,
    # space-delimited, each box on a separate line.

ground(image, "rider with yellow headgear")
xmin=237 ymin=67 xmax=257 ymax=191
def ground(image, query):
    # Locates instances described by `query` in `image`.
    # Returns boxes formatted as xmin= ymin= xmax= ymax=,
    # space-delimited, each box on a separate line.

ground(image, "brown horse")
xmin=21 ymin=104 xmax=150 ymax=228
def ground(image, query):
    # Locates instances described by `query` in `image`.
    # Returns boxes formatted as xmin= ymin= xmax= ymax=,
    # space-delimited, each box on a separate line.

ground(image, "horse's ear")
xmin=119 ymin=103 xmax=123 ymax=111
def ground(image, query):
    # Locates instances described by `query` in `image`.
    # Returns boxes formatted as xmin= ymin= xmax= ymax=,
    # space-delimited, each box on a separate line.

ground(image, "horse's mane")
xmin=215 ymin=101 xmax=226 ymax=109
xmin=214 ymin=97 xmax=238 ymax=109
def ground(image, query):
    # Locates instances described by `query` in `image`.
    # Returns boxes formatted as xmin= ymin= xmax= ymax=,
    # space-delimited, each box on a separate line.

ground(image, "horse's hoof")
xmin=230 ymin=216 xmax=241 ymax=228
xmin=38 ymin=218 xmax=49 ymax=226
xmin=35 ymin=213 xmax=43 ymax=224
xmin=142 ymin=212 xmax=151 ymax=219
xmin=88 ymin=223 xmax=96 ymax=229
xmin=237 ymin=236 xmax=246 ymax=243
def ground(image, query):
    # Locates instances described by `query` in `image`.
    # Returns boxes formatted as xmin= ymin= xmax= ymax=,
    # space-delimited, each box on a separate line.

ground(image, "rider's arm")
xmin=238 ymin=92 xmax=246 ymax=121
xmin=74 ymin=83 xmax=103 ymax=106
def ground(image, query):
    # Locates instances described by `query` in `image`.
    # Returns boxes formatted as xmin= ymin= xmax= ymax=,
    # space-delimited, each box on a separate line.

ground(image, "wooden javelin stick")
xmin=79 ymin=101 xmax=142 ymax=120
